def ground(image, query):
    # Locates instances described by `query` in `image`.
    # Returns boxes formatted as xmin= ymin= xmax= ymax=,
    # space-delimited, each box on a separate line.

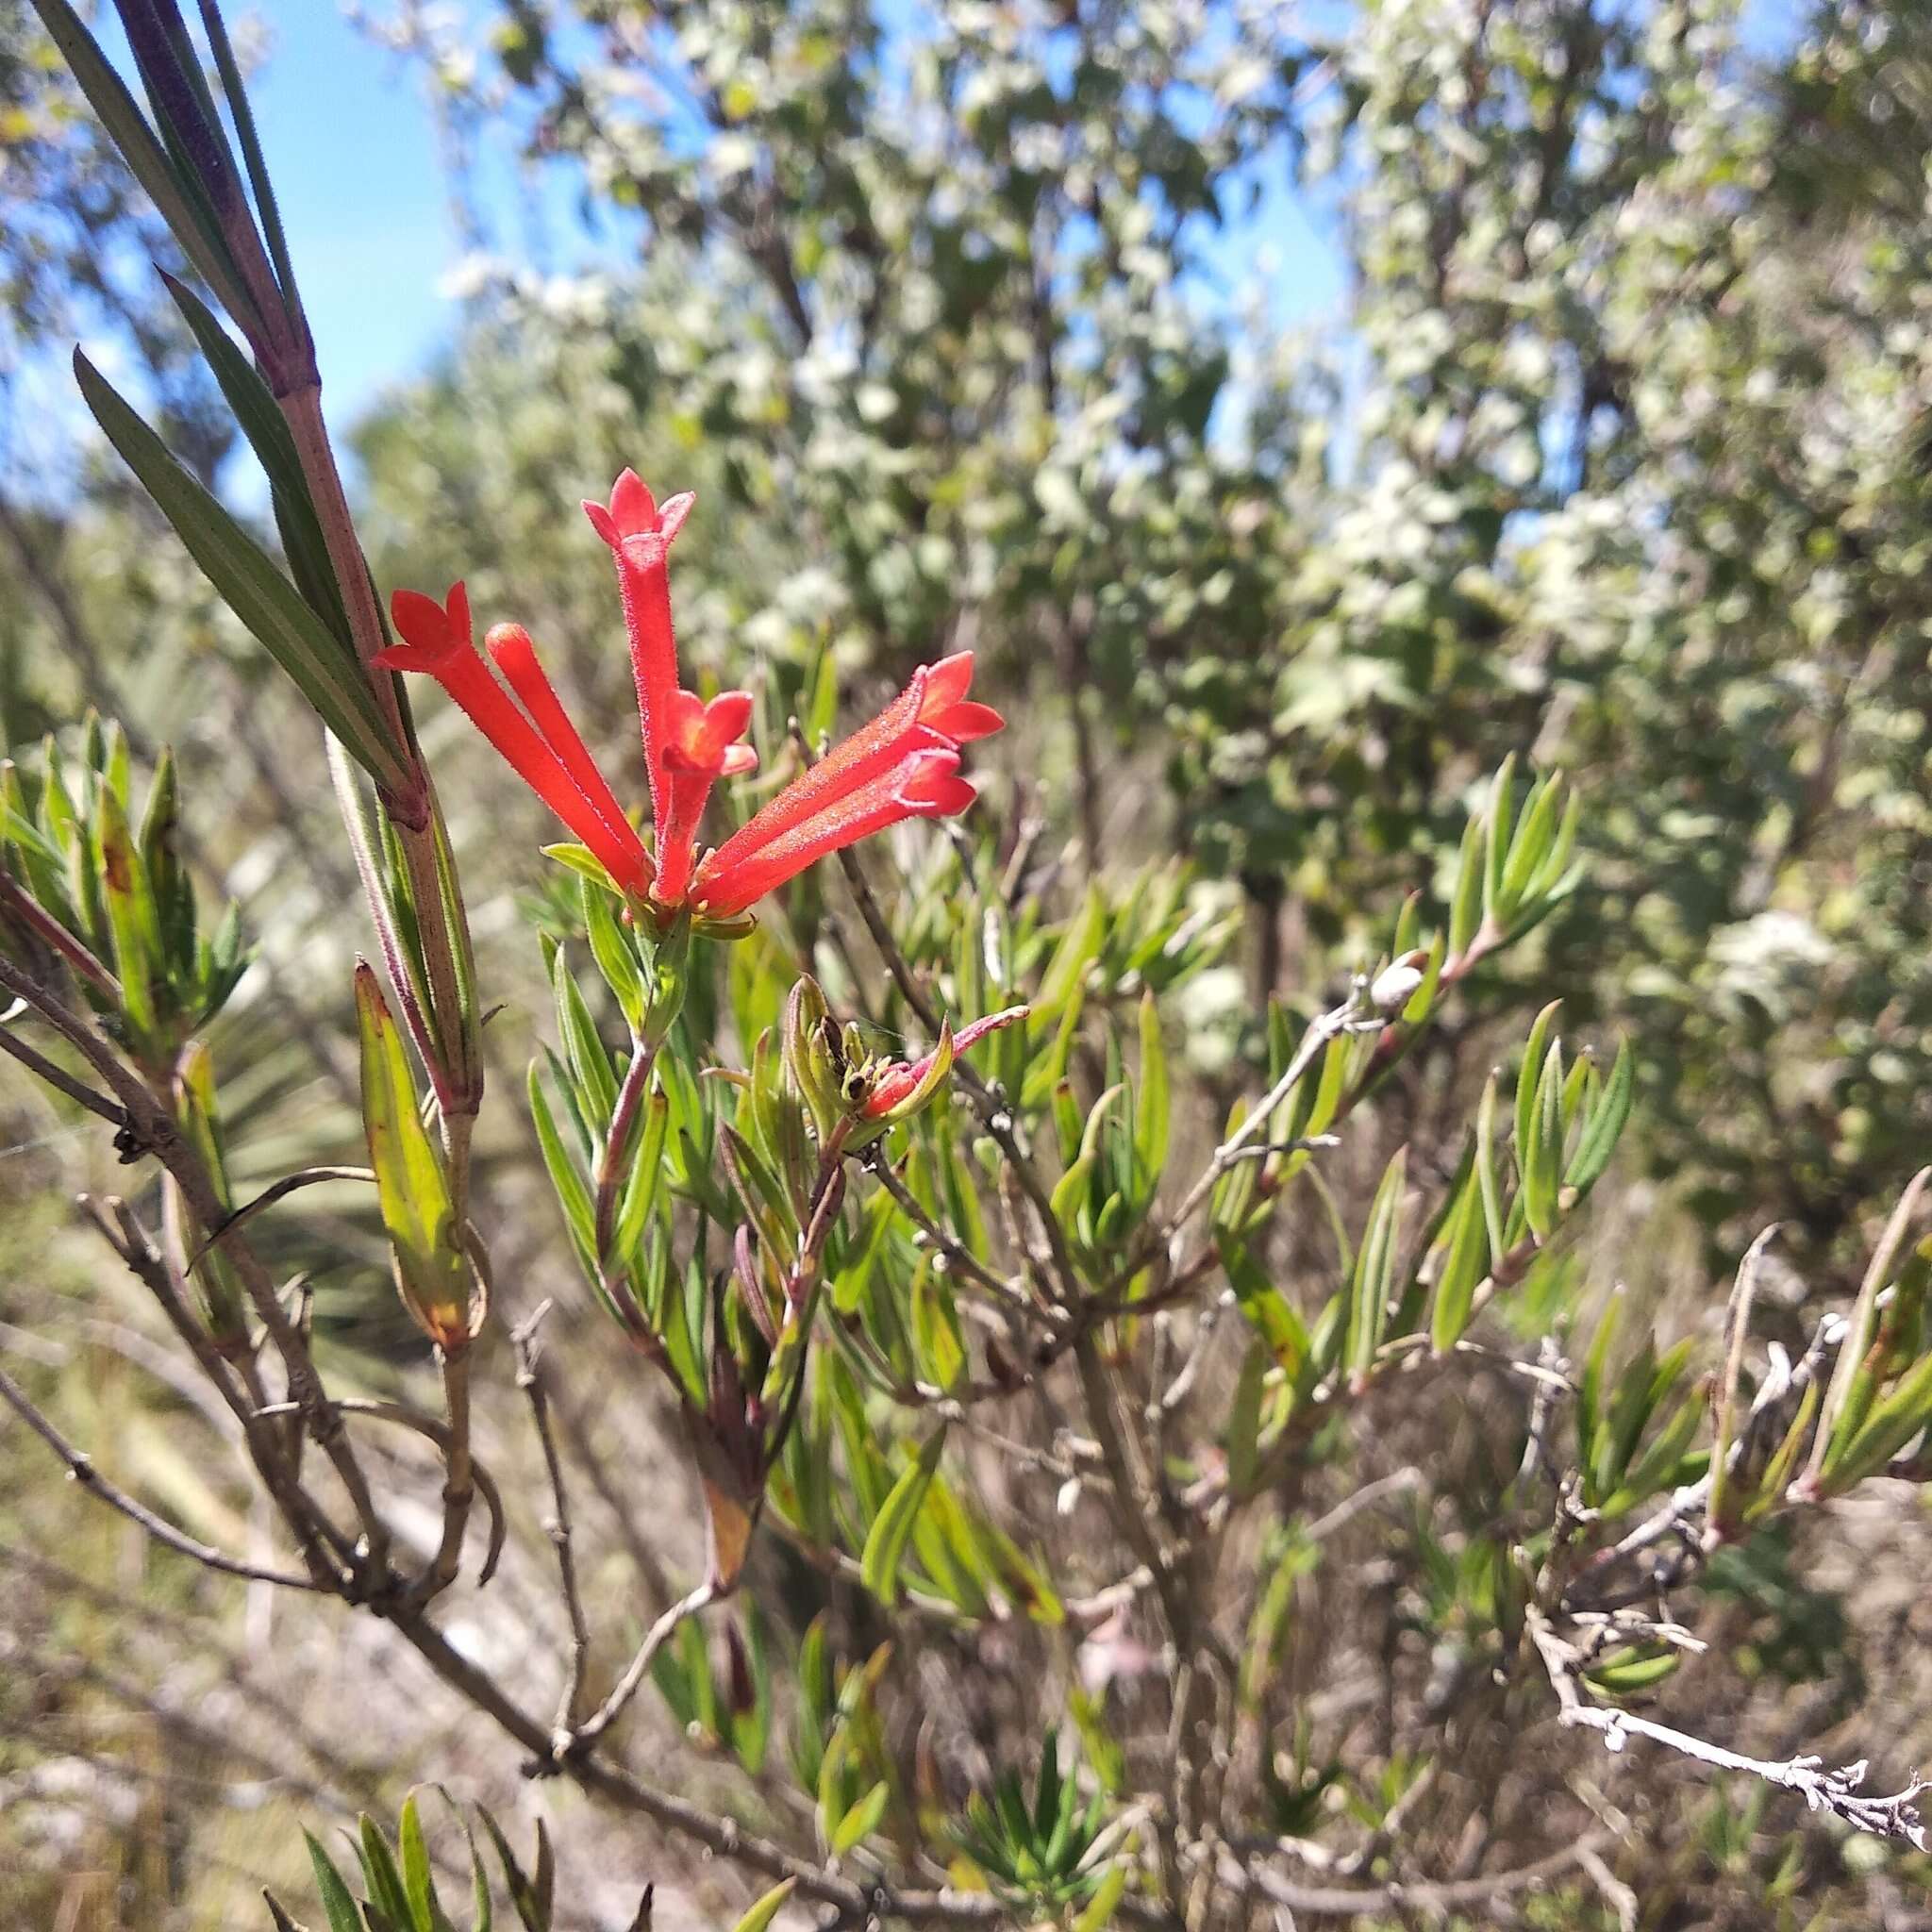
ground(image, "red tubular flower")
xmin=691 ymin=652 xmax=1003 ymax=918
xmin=861 ymin=1005 xmax=1029 ymax=1118
xmin=375 ymin=586 xmax=652 ymax=892
xmin=693 ymin=745 xmax=978 ymax=920
xmin=705 ymin=651 xmax=1002 ymax=874
xmin=384 ymin=475 xmax=1000 ymax=924
xmin=584 ymin=469 xmax=694 ymax=839
xmin=486 ymin=622 xmax=645 ymax=879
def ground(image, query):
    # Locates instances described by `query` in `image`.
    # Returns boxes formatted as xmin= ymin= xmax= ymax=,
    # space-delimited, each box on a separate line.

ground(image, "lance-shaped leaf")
xmin=1134 ymin=989 xmax=1170 ymax=1179
xmin=357 ymin=1813 xmax=413 ymax=1931
xmin=1808 ymin=1171 xmax=1930 ymax=1492
xmin=1520 ymin=1034 xmax=1565 ymax=1241
xmin=301 ymin=1830 xmax=363 ymax=1932
xmin=161 ymin=274 xmax=345 ymax=641
xmin=475 ymin=1808 xmax=554 ymax=1932
xmin=30 ymin=0 xmax=257 ymax=325
xmin=1217 ymin=1229 xmax=1310 ymax=1383
xmin=175 ymin=1042 xmax=248 ymax=1346
xmin=1428 ymin=1160 xmax=1491 ymax=1356
xmin=860 ymin=1427 xmax=946 ymax=1607
xmin=1564 ymin=1038 xmax=1634 ymax=1199
xmin=356 ymin=964 xmax=473 ymax=1350
xmin=75 ymin=354 xmax=410 ymax=794
xmin=398 ymin=1791 xmax=455 ymax=1932
xmin=1345 ymin=1148 xmax=1408 ymax=1389
xmin=730 ymin=1880 xmax=797 ymax=1932
xmin=93 ymin=783 xmax=158 ymax=1043
xmin=1514 ymin=1002 xmax=1560 ymax=1175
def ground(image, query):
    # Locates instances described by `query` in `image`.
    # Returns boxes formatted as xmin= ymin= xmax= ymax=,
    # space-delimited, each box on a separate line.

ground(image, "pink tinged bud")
xmin=692 ymin=746 xmax=976 ymax=920
xmin=376 ymin=584 xmax=652 ymax=893
xmin=861 ymin=1004 xmax=1029 ymax=1118
xmin=584 ymin=470 xmax=694 ymax=840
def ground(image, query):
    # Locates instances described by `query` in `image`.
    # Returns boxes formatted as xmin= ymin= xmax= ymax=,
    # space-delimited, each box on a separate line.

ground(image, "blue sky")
xmin=242 ymin=5 xmax=485 ymax=425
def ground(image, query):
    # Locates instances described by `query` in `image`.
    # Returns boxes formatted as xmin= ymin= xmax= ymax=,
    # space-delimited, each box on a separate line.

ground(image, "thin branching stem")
xmin=563 ymin=1580 xmax=716 ymax=1758
xmin=0 ymin=954 xmax=395 ymax=1583
xmin=512 ymin=1301 xmax=594 ymax=1747
xmin=0 ymin=1354 xmax=319 ymax=1591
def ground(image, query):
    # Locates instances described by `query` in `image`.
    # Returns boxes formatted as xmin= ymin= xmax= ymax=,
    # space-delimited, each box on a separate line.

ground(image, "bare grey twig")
xmin=564 ymin=1580 xmax=715 ymax=1757
xmin=511 ymin=1300 xmax=594 ymax=1748
xmin=1530 ymin=1611 xmax=1928 ymax=1847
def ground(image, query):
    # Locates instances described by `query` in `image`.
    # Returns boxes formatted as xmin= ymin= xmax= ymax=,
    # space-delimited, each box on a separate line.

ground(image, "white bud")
xmin=1370 ymin=949 xmax=1428 ymax=1011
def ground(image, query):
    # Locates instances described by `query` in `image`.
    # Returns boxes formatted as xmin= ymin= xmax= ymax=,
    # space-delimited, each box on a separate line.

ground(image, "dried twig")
xmin=0 ymin=1014 xmax=124 ymax=1121
xmin=512 ymin=1301 xmax=594 ymax=1748
xmin=186 ymin=1165 xmax=375 ymax=1264
xmin=563 ymin=1581 xmax=716 ymax=1758
xmin=1210 ymin=1830 xmax=1614 ymax=1918
xmin=0 ymin=957 xmax=396 ymax=1581
xmin=864 ymin=1144 xmax=1045 ymax=1320
xmin=1530 ymin=1611 xmax=1928 ymax=1846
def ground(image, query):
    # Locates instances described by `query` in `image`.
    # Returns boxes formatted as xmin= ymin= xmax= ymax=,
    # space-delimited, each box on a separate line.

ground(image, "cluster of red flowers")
xmin=380 ymin=473 xmax=1002 ymax=922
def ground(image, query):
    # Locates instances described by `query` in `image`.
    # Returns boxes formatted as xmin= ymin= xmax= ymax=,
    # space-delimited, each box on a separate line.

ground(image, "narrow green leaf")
xmin=1513 ymin=1002 xmax=1560 ymax=1182
xmin=94 ymin=785 xmax=158 ymax=1040
xmin=475 ymin=1808 xmax=543 ymax=1931
xmin=302 ymin=1832 xmax=363 ymax=1932
xmin=30 ymin=0 xmax=255 ymax=322
xmin=1217 ymin=1232 xmax=1309 ymax=1381
xmin=1345 ymin=1148 xmax=1407 ymax=1383
xmin=1810 ymin=1170 xmax=1930 ymax=1490
xmin=1825 ymin=1347 xmax=1932 ymax=1490
xmin=1585 ymin=1647 xmax=1680 ymax=1696
xmin=398 ymin=1792 xmax=446 ymax=1932
xmin=833 ymin=1780 xmax=891 ymax=1855
xmin=357 ymin=1816 xmax=413 ymax=1932
xmin=1134 ymin=990 xmax=1170 ymax=1181
xmin=1565 ymin=1039 xmax=1634 ymax=1198
xmin=860 ymin=1429 xmax=946 ymax=1607
xmin=1446 ymin=808 xmax=1484 ymax=959
xmin=1033 ymin=883 xmax=1104 ymax=1021
xmin=527 ymin=1061 xmax=597 ymax=1278
xmin=198 ymin=0 xmax=304 ymax=324
xmin=1074 ymin=1857 xmax=1130 ymax=1932
xmin=1482 ymin=753 xmax=1518 ymax=924
xmin=1474 ymin=1074 xmax=1507 ymax=1259
xmin=75 ymin=356 xmax=408 ymax=791
xmin=162 ymin=274 xmax=317 ymax=523
xmin=1226 ymin=1339 xmax=1269 ymax=1496
xmin=1499 ymin=770 xmax=1564 ymax=910
xmin=1522 ymin=1037 xmax=1565 ymax=1241
xmin=729 ymin=1880 xmax=797 ymax=1932
xmin=357 ymin=965 xmax=469 ymax=1345
xmin=551 ymin=950 xmax=618 ymax=1124
xmin=1429 ymin=1170 xmax=1491 ymax=1356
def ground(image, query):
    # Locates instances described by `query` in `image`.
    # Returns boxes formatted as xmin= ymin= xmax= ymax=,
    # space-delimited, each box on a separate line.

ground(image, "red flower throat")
xmin=379 ymin=471 xmax=1003 ymax=921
